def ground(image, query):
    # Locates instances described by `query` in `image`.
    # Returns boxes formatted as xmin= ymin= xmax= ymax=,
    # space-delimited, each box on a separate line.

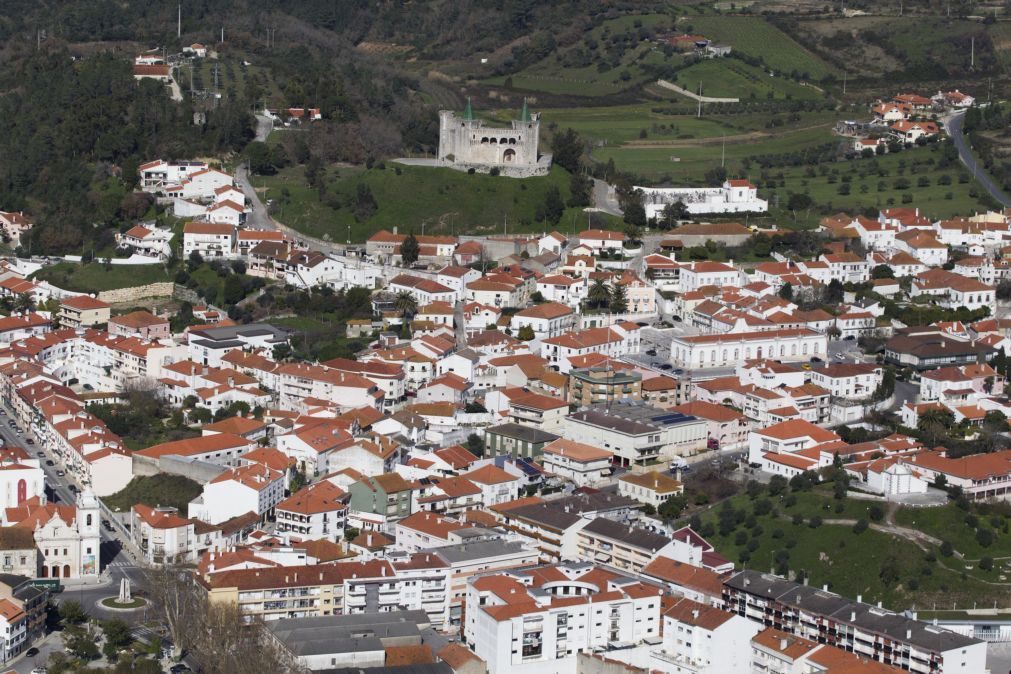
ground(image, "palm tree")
xmin=587 ymin=279 xmax=611 ymax=310
xmin=13 ymin=293 xmax=34 ymax=314
xmin=394 ymin=291 xmax=418 ymax=320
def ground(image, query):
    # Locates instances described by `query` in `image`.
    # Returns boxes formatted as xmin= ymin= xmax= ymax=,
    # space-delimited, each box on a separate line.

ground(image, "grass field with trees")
xmin=261 ymin=163 xmax=617 ymax=241
xmin=689 ymin=477 xmax=1006 ymax=610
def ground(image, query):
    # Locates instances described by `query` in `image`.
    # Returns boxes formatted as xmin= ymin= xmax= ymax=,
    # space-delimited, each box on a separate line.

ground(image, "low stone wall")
xmin=98 ymin=282 xmax=175 ymax=304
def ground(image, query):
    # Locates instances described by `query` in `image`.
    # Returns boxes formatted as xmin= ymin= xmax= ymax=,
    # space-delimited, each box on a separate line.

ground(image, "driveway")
xmin=945 ymin=111 xmax=1011 ymax=208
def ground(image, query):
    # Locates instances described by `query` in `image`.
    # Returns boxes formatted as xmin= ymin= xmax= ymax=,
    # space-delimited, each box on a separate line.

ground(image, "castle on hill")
xmin=436 ymin=99 xmax=552 ymax=178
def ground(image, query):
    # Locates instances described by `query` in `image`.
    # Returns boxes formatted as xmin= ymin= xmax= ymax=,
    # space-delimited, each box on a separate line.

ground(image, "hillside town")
xmin=0 ymin=138 xmax=1009 ymax=673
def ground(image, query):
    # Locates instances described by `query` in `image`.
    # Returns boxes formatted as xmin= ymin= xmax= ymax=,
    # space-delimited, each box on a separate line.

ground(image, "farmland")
xmin=592 ymin=120 xmax=837 ymax=181
xmin=686 ymin=14 xmax=836 ymax=80
xmin=672 ymin=58 xmax=824 ymax=101
xmin=760 ymin=144 xmax=994 ymax=225
xmin=786 ymin=15 xmax=995 ymax=79
xmin=483 ymin=14 xmax=675 ymax=97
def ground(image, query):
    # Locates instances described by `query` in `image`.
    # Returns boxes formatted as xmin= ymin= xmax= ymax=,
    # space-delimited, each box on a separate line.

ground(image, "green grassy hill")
xmin=262 ymin=163 xmax=615 ymax=241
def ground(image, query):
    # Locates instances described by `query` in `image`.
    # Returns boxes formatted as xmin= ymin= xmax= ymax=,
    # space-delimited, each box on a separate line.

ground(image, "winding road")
xmin=945 ymin=111 xmax=1011 ymax=208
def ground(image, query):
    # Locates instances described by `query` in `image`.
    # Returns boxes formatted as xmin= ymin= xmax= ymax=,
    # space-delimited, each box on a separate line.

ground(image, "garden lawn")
xmin=688 ymin=15 xmax=836 ymax=79
xmin=31 ymin=263 xmax=172 ymax=294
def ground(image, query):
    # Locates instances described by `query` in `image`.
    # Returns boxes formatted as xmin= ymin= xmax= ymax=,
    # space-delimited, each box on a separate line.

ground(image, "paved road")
xmin=253 ymin=114 xmax=273 ymax=143
xmin=945 ymin=112 xmax=1011 ymax=208
xmin=0 ymin=405 xmax=152 ymax=673
xmin=592 ymin=179 xmax=623 ymax=217
xmin=234 ymin=164 xmax=342 ymax=255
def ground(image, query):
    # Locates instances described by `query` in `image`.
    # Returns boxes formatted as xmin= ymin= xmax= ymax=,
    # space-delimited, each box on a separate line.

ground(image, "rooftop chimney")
xmin=906 ymin=629 xmax=912 ymax=639
xmin=779 ymin=638 xmax=788 ymax=651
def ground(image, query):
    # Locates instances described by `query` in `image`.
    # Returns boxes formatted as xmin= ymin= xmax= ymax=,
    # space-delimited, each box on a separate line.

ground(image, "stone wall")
xmin=98 ymin=282 xmax=175 ymax=304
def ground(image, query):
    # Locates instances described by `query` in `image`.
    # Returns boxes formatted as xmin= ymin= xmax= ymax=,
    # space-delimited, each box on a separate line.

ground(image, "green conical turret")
xmin=520 ymin=98 xmax=530 ymax=122
xmin=463 ymin=97 xmax=474 ymax=121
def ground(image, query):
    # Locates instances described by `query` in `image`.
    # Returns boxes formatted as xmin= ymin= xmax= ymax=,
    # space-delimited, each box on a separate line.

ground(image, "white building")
xmin=188 ymin=464 xmax=285 ymax=525
xmin=808 ymin=363 xmax=883 ymax=400
xmin=656 ymin=597 xmax=761 ymax=674
xmin=509 ymin=302 xmax=576 ymax=340
xmin=183 ymin=222 xmax=237 ymax=259
xmin=274 ymin=480 xmax=347 ymax=542
xmin=464 ymin=563 xmax=662 ymax=674
xmin=638 ymin=179 xmax=768 ymax=219
xmin=539 ymin=438 xmax=613 ymax=487
xmin=671 ymin=328 xmax=827 ymax=370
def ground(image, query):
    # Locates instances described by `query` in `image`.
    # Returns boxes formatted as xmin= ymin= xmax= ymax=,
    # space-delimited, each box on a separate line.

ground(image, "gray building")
xmin=723 ymin=570 xmax=985 ymax=674
xmin=485 ymin=423 xmax=559 ymax=459
xmin=265 ymin=610 xmax=432 ymax=671
xmin=564 ymin=401 xmax=707 ymax=466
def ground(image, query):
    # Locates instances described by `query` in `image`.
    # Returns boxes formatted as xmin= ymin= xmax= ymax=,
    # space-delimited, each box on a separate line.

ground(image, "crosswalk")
xmin=105 ymin=560 xmax=135 ymax=569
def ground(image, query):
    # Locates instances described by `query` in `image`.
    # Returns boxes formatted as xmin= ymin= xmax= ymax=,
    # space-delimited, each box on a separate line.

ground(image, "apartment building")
xmin=464 ymin=563 xmax=663 ymax=674
xmin=58 ymin=296 xmax=111 ymax=329
xmin=723 ymin=570 xmax=985 ymax=674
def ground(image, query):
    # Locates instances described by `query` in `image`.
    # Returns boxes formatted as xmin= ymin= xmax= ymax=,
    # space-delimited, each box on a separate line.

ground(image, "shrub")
xmin=980 ymin=557 xmax=994 ymax=571
xmin=976 ymin=528 xmax=995 ymax=548
xmin=940 ymin=541 xmax=954 ymax=557
xmin=869 ymin=504 xmax=885 ymax=522
xmin=792 ymin=514 xmax=804 ymax=526
xmin=852 ymin=519 xmax=868 ymax=534
xmin=808 ymin=516 xmax=823 ymax=529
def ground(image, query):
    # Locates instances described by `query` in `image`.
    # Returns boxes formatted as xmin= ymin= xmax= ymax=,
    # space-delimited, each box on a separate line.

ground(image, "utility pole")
xmin=721 ymin=135 xmax=726 ymax=168
xmin=221 ymin=27 xmax=224 ymax=43
xmin=177 ymin=2 xmax=181 ymax=39
xmin=971 ymin=37 xmax=975 ymax=69
xmin=696 ymin=81 xmax=703 ymax=119
xmin=842 ymin=71 xmax=847 ymax=96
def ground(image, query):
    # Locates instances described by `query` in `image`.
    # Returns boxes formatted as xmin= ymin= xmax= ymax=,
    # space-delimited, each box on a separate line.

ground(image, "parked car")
xmin=645 ymin=349 xmax=657 ymax=357
xmin=25 ymin=647 xmax=38 ymax=657
xmin=45 ymin=460 xmax=54 ymax=467
xmin=56 ymin=470 xmax=64 ymax=477
xmin=659 ymin=364 xmax=673 ymax=371
xmin=25 ymin=438 xmax=33 ymax=445
xmin=68 ymin=484 xmax=79 ymax=493
xmin=36 ymin=452 xmax=44 ymax=458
